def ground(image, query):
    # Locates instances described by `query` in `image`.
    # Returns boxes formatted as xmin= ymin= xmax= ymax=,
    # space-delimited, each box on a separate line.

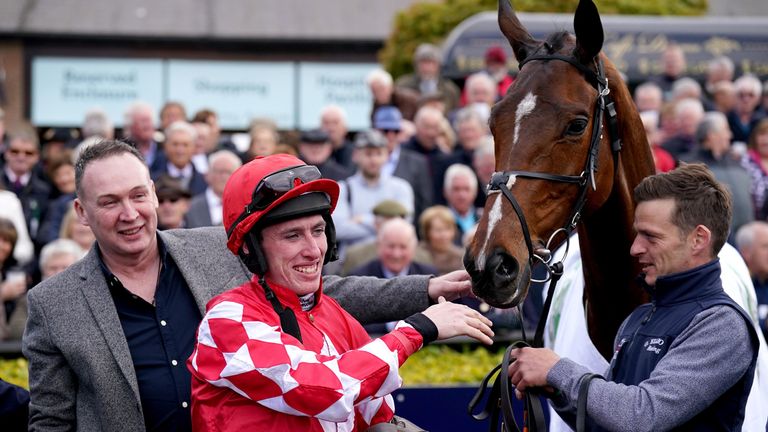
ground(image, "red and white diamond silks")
xmin=188 ymin=281 xmax=424 ymax=431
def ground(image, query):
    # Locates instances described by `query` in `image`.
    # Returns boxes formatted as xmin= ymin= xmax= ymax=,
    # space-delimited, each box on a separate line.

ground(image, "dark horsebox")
xmin=441 ymin=11 xmax=768 ymax=86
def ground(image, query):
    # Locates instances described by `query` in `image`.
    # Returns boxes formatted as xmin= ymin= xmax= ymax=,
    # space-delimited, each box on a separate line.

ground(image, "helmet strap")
xmin=259 ymin=276 xmax=303 ymax=343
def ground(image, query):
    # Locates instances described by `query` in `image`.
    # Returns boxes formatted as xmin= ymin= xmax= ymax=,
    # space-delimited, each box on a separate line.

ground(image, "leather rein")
xmin=468 ymin=53 xmax=622 ymax=432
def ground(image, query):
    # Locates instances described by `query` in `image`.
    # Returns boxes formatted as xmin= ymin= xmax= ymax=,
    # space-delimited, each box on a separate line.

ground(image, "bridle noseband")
xmin=486 ymin=53 xmax=622 ymax=284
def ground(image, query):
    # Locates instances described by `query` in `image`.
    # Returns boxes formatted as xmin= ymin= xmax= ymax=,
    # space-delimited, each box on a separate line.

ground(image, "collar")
xmin=4 ymin=166 xmax=30 ymax=186
xmin=167 ymin=163 xmax=193 ymax=178
xmin=383 ymin=265 xmax=409 ymax=278
xmin=97 ymin=234 xmax=167 ymax=290
xmin=205 ymin=187 xmax=222 ymax=205
xmin=641 ymin=259 xmax=724 ymax=305
xmin=254 ymin=277 xmax=323 ymax=312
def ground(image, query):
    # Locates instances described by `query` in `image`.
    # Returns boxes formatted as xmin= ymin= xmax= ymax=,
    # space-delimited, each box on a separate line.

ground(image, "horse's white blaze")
xmin=513 ymin=92 xmax=537 ymax=146
xmin=477 ymin=176 xmax=516 ymax=271
xmin=475 ymin=93 xmax=533 ymax=270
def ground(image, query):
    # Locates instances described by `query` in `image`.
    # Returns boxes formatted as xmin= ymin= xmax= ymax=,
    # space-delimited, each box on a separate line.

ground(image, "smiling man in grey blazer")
xmin=23 ymin=139 xmax=473 ymax=432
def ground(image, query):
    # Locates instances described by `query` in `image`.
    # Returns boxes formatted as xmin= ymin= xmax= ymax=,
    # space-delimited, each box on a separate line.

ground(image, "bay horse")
xmin=464 ymin=0 xmax=655 ymax=359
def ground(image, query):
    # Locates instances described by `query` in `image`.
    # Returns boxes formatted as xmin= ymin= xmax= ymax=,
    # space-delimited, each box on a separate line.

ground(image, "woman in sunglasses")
xmin=188 ymin=154 xmax=494 ymax=431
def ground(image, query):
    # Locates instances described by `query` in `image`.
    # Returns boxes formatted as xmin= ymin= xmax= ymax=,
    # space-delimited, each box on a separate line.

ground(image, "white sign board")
xmin=297 ymin=62 xmax=377 ymax=131
xmin=167 ymin=60 xmax=295 ymax=130
xmin=31 ymin=57 xmax=164 ymax=127
xmin=30 ymin=57 xmax=380 ymax=131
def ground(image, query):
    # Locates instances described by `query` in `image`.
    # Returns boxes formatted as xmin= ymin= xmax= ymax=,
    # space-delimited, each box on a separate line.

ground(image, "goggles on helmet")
xmin=226 ymin=164 xmax=323 ymax=238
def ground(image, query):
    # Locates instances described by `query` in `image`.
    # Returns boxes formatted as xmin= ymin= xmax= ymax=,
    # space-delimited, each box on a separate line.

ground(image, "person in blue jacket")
xmin=508 ymin=163 xmax=758 ymax=431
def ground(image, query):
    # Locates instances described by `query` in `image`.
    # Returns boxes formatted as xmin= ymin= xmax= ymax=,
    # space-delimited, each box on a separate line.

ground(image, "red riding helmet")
xmin=223 ymin=154 xmax=339 ymax=274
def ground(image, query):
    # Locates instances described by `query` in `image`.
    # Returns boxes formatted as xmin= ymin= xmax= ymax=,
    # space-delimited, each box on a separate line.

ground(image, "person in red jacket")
xmin=187 ymin=154 xmax=494 ymax=431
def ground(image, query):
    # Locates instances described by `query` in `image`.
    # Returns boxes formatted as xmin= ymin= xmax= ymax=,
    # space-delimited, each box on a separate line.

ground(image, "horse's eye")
xmin=565 ymin=118 xmax=589 ymax=136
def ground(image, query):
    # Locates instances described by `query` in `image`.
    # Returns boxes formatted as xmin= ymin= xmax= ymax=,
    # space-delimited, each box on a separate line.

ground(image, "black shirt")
xmin=99 ymin=237 xmax=201 ymax=432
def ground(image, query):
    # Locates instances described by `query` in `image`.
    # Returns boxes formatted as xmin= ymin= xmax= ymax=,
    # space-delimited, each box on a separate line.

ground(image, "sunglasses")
xmin=8 ymin=148 xmax=37 ymax=157
xmin=158 ymin=197 xmax=181 ymax=204
xmin=226 ymin=164 xmax=322 ymax=238
xmin=379 ymin=129 xmax=401 ymax=134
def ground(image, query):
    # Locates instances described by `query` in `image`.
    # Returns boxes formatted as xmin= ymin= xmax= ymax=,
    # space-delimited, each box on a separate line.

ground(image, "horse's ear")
xmin=498 ymin=0 xmax=538 ymax=62
xmin=573 ymin=0 xmax=604 ymax=64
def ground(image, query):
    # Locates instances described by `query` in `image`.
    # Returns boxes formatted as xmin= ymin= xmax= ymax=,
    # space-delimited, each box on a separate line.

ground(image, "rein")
xmin=468 ymin=53 xmax=622 ymax=432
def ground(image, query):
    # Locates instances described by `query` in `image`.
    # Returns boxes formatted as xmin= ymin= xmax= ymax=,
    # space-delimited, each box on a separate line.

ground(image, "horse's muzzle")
xmin=464 ymin=248 xmax=529 ymax=308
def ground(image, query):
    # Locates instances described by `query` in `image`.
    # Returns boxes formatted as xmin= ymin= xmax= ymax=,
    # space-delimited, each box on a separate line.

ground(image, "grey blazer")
xmin=23 ymin=226 xmax=432 ymax=431
xmin=184 ymin=193 xmax=214 ymax=228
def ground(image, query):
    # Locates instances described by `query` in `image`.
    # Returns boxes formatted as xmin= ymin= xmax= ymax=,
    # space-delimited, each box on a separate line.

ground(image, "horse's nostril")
xmin=488 ymin=248 xmax=519 ymax=287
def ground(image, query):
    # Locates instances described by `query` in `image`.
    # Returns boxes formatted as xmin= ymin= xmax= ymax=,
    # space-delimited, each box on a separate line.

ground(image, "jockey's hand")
xmin=421 ymin=297 xmax=494 ymax=344
xmin=427 ymin=270 xmax=473 ymax=302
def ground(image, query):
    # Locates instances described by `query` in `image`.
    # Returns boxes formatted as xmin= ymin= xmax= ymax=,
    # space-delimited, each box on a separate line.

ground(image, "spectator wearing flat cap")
xmin=338 ymin=199 xmax=433 ymax=276
xmin=333 ymin=130 xmax=415 ymax=253
xmin=154 ymin=176 xmax=192 ymax=230
xmin=374 ymin=106 xmax=434 ymax=222
xmin=297 ymin=129 xmax=352 ymax=181
xmin=395 ymin=43 xmax=461 ymax=113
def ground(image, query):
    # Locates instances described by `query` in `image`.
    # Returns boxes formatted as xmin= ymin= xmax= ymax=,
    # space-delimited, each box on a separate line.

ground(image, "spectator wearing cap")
xmin=484 ymin=45 xmax=515 ymax=100
xmin=40 ymin=128 xmax=80 ymax=170
xmin=333 ymin=130 xmax=414 ymax=251
xmin=339 ymin=199 xmax=433 ymax=276
xmin=155 ymin=176 xmax=192 ymax=231
xmin=151 ymin=121 xmax=207 ymax=196
xmin=185 ymin=150 xmax=242 ymax=228
xmin=297 ymin=128 xmax=352 ymax=181
xmin=374 ymin=106 xmax=433 ymax=222
xmin=320 ymin=105 xmax=356 ymax=171
xmin=367 ymin=68 xmax=419 ymax=122
xmin=395 ymin=43 xmax=461 ymax=113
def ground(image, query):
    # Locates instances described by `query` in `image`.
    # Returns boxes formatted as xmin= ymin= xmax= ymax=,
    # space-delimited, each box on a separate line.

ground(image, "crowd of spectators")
xmin=0 ymin=42 xmax=767 ymax=346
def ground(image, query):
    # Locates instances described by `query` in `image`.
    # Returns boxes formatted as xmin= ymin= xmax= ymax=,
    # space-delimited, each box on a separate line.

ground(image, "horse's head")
xmin=465 ymin=0 xmax=620 ymax=307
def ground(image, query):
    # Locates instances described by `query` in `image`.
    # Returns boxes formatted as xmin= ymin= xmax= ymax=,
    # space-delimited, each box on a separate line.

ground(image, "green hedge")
xmin=0 ymin=345 xmax=504 ymax=390
xmin=380 ymin=0 xmax=707 ymax=78
xmin=399 ymin=344 xmax=504 ymax=385
xmin=0 ymin=358 xmax=28 ymax=389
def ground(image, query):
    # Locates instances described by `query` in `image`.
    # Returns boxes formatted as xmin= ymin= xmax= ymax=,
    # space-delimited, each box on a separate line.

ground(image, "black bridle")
xmin=487 ymin=54 xmax=622 ymax=286
xmin=469 ymin=53 xmax=622 ymax=432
